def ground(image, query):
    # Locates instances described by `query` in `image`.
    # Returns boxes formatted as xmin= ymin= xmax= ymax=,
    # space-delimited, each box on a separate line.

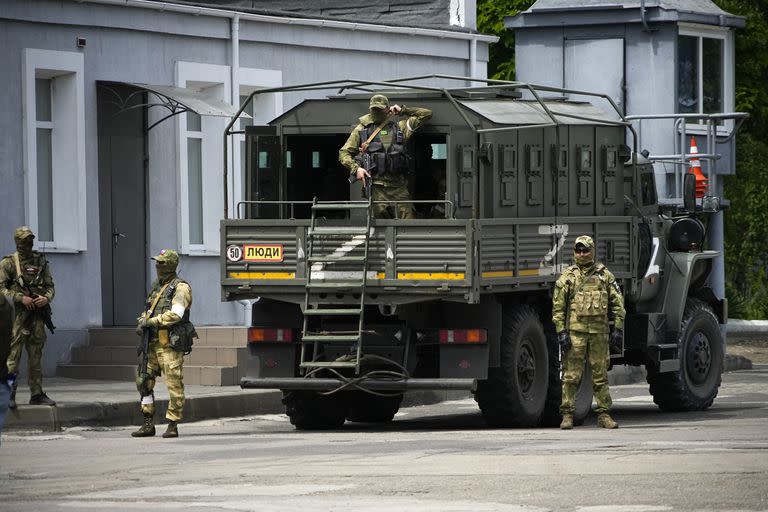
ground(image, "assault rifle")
xmin=349 ymin=152 xmax=373 ymax=199
xmin=135 ymin=297 xmax=152 ymax=398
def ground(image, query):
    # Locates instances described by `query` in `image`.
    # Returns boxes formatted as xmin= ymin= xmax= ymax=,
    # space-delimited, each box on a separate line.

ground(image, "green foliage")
xmin=715 ymin=0 xmax=768 ymax=318
xmin=723 ymin=133 xmax=768 ymax=318
xmin=477 ymin=0 xmax=535 ymax=80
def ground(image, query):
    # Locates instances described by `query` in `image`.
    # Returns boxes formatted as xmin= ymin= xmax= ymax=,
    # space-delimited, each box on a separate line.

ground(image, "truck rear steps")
xmin=302 ymin=334 xmax=360 ymax=342
xmin=307 ymin=255 xmax=366 ymax=263
xmin=300 ymin=198 xmax=373 ymax=374
xmin=303 ymin=308 xmax=362 ymax=316
xmin=300 ymin=361 xmax=358 ymax=369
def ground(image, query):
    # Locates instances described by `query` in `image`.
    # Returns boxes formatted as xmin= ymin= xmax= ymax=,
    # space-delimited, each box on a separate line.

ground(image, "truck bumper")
xmin=240 ymin=377 xmax=477 ymax=391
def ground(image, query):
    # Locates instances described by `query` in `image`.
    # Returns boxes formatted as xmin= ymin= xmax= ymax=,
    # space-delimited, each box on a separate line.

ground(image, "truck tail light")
xmin=438 ymin=329 xmax=487 ymax=344
xmin=248 ymin=328 xmax=293 ymax=343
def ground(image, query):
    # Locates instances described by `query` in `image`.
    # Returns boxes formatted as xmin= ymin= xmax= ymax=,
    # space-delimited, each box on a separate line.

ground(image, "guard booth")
xmin=506 ymin=0 xmax=747 ymax=300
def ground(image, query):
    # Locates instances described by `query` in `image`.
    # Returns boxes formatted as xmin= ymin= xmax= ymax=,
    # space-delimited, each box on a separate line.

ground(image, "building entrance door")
xmin=97 ymin=85 xmax=147 ymax=326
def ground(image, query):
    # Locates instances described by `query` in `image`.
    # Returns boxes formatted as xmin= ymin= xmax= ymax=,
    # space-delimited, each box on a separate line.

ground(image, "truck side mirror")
xmin=683 ymin=172 xmax=696 ymax=212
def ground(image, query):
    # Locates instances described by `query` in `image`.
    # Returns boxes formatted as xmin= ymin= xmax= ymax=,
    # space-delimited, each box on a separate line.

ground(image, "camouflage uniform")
xmin=132 ymin=249 xmax=192 ymax=438
xmin=0 ymin=227 xmax=55 ymax=406
xmin=339 ymin=94 xmax=432 ymax=219
xmin=552 ymin=235 xmax=625 ymax=427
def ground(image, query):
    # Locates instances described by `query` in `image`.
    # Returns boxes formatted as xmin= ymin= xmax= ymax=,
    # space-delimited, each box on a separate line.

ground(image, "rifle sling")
xmin=147 ymin=282 xmax=173 ymax=318
xmin=12 ymin=252 xmax=25 ymax=290
xmin=359 ymin=115 xmax=393 ymax=153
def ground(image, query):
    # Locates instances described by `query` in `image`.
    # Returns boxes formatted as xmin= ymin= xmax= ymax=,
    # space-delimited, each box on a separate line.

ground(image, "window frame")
xmin=677 ymin=24 xmax=734 ymax=134
xmin=22 ymin=49 xmax=86 ymax=252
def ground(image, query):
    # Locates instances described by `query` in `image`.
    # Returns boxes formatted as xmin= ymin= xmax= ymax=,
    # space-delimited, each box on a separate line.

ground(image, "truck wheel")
xmin=540 ymin=356 xmax=592 ymax=427
xmin=283 ymin=391 xmax=348 ymax=430
xmin=475 ymin=305 xmax=549 ymax=427
xmin=346 ymin=392 xmax=403 ymax=423
xmin=646 ymin=299 xmax=723 ymax=411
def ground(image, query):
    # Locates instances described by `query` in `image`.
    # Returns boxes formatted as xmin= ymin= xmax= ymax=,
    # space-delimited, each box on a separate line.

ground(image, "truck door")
xmin=245 ymin=125 xmax=280 ymax=219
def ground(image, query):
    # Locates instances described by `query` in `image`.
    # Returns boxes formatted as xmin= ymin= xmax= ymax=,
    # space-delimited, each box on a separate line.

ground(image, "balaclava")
xmin=573 ymin=235 xmax=596 ymax=270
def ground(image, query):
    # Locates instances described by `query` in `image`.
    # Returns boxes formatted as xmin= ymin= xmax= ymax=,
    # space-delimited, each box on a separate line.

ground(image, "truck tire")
xmin=475 ymin=305 xmax=549 ymax=427
xmin=283 ymin=391 xmax=348 ymax=430
xmin=346 ymin=392 xmax=403 ymax=423
xmin=646 ymin=299 xmax=723 ymax=411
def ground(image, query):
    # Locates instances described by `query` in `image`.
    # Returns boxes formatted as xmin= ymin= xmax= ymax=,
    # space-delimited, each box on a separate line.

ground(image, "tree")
xmin=477 ymin=0 xmax=534 ymax=80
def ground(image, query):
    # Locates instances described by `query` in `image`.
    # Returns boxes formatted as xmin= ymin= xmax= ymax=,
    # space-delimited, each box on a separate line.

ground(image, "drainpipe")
xmin=230 ymin=14 xmax=240 ymax=216
xmin=469 ymin=38 xmax=477 ymax=84
xmin=640 ymin=0 xmax=651 ymax=32
xmin=237 ymin=299 xmax=254 ymax=327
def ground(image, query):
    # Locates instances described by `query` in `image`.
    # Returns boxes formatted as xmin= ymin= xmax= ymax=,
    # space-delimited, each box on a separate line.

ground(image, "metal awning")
xmin=98 ymin=81 xmax=249 ymax=130
xmin=458 ymin=99 xmax=620 ymax=126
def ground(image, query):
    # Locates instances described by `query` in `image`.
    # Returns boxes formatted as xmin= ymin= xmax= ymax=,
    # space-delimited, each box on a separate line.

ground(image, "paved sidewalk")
xmin=3 ymin=364 xmax=654 ymax=432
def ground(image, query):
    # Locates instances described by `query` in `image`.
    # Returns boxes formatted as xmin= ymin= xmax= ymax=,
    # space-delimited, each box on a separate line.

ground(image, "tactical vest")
xmin=566 ymin=265 xmax=611 ymax=334
xmin=356 ymin=121 xmax=412 ymax=176
xmin=4 ymin=252 xmax=48 ymax=296
xmin=150 ymin=277 xmax=197 ymax=354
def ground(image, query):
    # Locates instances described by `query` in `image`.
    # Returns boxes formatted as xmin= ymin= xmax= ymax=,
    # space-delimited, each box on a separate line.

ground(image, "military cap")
xmin=369 ymin=94 xmax=389 ymax=110
xmin=13 ymin=226 xmax=35 ymax=242
xmin=574 ymin=235 xmax=595 ymax=251
xmin=151 ymin=249 xmax=179 ymax=266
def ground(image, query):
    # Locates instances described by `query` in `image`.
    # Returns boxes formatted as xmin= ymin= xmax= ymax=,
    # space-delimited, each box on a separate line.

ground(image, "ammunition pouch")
xmin=168 ymin=320 xmax=197 ymax=355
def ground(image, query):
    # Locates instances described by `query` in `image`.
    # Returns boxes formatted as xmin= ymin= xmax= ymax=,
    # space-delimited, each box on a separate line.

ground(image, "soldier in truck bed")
xmin=339 ymin=94 xmax=432 ymax=219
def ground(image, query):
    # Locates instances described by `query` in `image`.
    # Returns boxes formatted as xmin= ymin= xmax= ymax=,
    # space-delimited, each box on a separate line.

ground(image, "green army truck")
xmin=220 ymin=76 xmax=743 ymax=429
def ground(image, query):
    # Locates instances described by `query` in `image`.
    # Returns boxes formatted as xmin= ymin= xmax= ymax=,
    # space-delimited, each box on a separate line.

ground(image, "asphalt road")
xmin=1 ymin=367 xmax=767 ymax=512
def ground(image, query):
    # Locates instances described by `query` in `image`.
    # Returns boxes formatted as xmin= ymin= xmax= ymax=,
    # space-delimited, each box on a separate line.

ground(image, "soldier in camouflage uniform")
xmin=0 ymin=226 xmax=56 ymax=408
xmin=552 ymin=235 xmax=625 ymax=430
xmin=339 ymin=94 xmax=432 ymax=219
xmin=132 ymin=249 xmax=193 ymax=438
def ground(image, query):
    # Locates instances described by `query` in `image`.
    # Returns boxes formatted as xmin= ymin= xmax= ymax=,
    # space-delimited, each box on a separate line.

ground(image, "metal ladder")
xmin=299 ymin=197 xmax=373 ymax=375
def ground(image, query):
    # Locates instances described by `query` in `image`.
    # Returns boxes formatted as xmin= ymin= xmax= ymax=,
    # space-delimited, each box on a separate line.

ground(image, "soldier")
xmin=339 ymin=94 xmax=432 ymax=219
xmin=552 ymin=235 xmax=625 ymax=430
xmin=0 ymin=226 xmax=56 ymax=408
xmin=131 ymin=249 xmax=194 ymax=438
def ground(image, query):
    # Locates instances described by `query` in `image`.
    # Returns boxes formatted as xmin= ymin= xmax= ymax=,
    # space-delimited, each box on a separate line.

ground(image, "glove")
xmin=557 ymin=331 xmax=571 ymax=353
xmin=610 ymin=329 xmax=624 ymax=354
xmin=145 ymin=316 xmax=159 ymax=328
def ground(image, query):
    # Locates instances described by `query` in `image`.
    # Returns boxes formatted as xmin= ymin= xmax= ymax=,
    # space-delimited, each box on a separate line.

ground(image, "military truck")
xmin=220 ymin=76 xmax=741 ymax=429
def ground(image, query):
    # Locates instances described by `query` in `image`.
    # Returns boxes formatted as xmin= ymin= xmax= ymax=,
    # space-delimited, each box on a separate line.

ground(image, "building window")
xmin=677 ymin=27 xmax=731 ymax=125
xmin=23 ymin=49 xmax=86 ymax=252
xmin=186 ymin=112 xmax=204 ymax=245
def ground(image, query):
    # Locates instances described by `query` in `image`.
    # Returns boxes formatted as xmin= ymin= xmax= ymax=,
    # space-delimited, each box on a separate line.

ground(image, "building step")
xmin=57 ymin=363 xmax=241 ymax=386
xmin=70 ymin=345 xmax=248 ymax=367
xmin=88 ymin=326 xmax=247 ymax=348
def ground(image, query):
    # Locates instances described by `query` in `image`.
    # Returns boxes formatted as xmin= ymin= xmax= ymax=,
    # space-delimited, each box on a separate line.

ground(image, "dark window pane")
xmin=186 ymin=112 xmax=201 ymax=132
xmin=36 ymin=78 xmax=52 ymax=122
xmin=187 ymin=138 xmax=203 ymax=244
xmin=678 ymin=35 xmax=698 ymax=114
xmin=703 ymin=38 xmax=723 ymax=113
xmin=36 ymin=128 xmax=53 ymax=241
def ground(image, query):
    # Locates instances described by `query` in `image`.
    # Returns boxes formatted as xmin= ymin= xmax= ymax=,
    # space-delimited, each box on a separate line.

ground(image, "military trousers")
xmin=560 ymin=331 xmax=612 ymax=415
xmin=372 ymin=176 xmax=414 ymax=219
xmin=6 ymin=312 xmax=47 ymax=396
xmin=139 ymin=341 xmax=185 ymax=422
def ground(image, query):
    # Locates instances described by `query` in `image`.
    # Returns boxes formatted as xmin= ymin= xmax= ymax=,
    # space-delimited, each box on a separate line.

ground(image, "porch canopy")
xmin=98 ymin=81 xmax=249 ymax=130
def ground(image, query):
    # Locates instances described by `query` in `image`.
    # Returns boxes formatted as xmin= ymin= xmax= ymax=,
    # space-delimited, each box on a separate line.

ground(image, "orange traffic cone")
xmin=689 ymin=136 xmax=708 ymax=198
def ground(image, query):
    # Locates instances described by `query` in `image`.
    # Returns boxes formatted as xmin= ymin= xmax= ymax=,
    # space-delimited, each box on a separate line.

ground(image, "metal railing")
xmin=625 ymin=113 xmax=749 ymax=199
xmin=222 ymin=74 xmax=640 ymax=219
xmin=236 ymin=199 xmax=455 ymax=220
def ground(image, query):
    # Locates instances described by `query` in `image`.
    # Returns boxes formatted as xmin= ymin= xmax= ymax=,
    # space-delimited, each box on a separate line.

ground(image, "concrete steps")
xmin=57 ymin=326 xmax=249 ymax=386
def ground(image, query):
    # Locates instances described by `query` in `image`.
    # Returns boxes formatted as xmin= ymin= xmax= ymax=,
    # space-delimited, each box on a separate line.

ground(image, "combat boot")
xmin=8 ymin=382 xmax=17 ymax=410
xmin=560 ymin=414 xmax=574 ymax=430
xmin=597 ymin=413 xmax=619 ymax=429
xmin=29 ymin=392 xmax=56 ymax=406
xmin=162 ymin=420 xmax=178 ymax=438
xmin=131 ymin=413 xmax=156 ymax=437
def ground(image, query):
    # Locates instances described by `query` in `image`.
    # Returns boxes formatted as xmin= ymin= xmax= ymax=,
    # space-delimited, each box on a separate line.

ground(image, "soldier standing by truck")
xmin=339 ymin=94 xmax=432 ymax=219
xmin=0 ymin=226 xmax=56 ymax=409
xmin=132 ymin=249 xmax=195 ymax=439
xmin=553 ymin=235 xmax=625 ymax=430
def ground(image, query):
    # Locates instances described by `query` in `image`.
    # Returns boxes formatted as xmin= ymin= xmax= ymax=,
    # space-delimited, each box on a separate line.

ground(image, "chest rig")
xmin=356 ymin=120 xmax=412 ymax=176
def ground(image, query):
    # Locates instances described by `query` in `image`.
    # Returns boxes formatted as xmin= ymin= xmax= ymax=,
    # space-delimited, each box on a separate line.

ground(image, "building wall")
xmin=0 ymin=0 xmax=490 ymax=376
